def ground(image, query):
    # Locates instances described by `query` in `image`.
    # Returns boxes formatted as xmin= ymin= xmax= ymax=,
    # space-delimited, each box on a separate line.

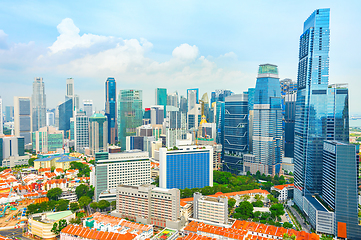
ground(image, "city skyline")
xmin=0 ymin=1 xmax=360 ymax=115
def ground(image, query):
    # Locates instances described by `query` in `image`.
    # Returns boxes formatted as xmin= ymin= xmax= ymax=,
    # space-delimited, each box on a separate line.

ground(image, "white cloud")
xmin=172 ymin=43 xmax=199 ymax=61
xmin=48 ymin=18 xmax=112 ymax=54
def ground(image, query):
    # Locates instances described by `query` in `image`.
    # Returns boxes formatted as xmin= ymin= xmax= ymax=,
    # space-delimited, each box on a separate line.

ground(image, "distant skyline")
xmin=1 ymin=1 xmax=360 ymax=114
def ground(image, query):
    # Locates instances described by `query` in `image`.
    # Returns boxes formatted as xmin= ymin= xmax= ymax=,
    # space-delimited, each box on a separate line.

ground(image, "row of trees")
xmin=89 ymin=200 xmax=115 ymax=211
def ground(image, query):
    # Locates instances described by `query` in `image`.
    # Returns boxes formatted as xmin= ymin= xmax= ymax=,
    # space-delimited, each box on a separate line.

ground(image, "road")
xmin=287 ymin=206 xmax=311 ymax=232
xmin=0 ymin=228 xmax=32 ymax=240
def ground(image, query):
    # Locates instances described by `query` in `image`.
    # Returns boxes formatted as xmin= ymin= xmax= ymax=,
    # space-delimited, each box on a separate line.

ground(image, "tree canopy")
xmin=51 ymin=219 xmax=68 ymax=235
xmin=78 ymin=196 xmax=92 ymax=208
xmin=98 ymin=200 xmax=110 ymax=210
xmin=233 ymin=201 xmax=253 ymax=220
xmin=70 ymin=161 xmax=91 ymax=177
xmin=47 ymin=188 xmax=62 ymax=201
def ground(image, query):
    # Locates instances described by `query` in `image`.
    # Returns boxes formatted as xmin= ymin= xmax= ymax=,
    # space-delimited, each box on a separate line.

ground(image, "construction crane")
xmin=197 ymin=93 xmax=209 ymax=141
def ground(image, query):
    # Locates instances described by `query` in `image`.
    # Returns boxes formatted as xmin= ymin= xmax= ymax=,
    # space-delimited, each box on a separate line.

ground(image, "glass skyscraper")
xmin=253 ymin=64 xmax=283 ymax=176
xmin=58 ymin=98 xmax=73 ymax=132
xmin=118 ymin=89 xmax=143 ymax=150
xmin=32 ymin=77 xmax=46 ymax=132
xmin=155 ymin=88 xmax=167 ymax=118
xmin=223 ymin=94 xmax=248 ymax=175
xmin=294 ymin=9 xmax=331 ymax=208
xmin=89 ymin=113 xmax=108 ymax=155
xmin=105 ymin=77 xmax=117 ymax=145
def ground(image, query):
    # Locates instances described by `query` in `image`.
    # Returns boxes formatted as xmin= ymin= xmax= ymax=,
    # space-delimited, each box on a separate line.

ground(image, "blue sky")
xmin=0 ymin=0 xmax=360 ymax=114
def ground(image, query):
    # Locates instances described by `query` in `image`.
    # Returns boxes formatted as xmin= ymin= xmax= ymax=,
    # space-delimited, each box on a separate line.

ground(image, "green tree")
xmin=111 ymin=201 xmax=116 ymax=210
xmin=70 ymin=202 xmax=79 ymax=212
xmin=283 ymin=222 xmax=293 ymax=229
xmin=252 ymin=200 xmax=263 ymax=207
xmin=70 ymin=217 xmax=81 ymax=224
xmin=283 ymin=233 xmax=296 ymax=240
xmin=89 ymin=160 xmax=95 ymax=165
xmin=28 ymin=158 xmax=37 ymax=167
xmin=254 ymin=194 xmax=264 ymax=201
xmin=98 ymin=200 xmax=110 ymax=210
xmin=240 ymin=194 xmax=250 ymax=201
xmin=75 ymin=184 xmax=90 ymax=199
xmin=51 ymin=219 xmax=68 ymax=235
xmin=78 ymin=196 xmax=91 ymax=208
xmin=181 ymin=188 xmax=193 ymax=198
xmin=90 ymin=202 xmax=98 ymax=211
xmin=267 ymin=194 xmax=279 ymax=204
xmin=253 ymin=211 xmax=261 ymax=219
xmin=201 ymin=186 xmax=214 ymax=195
xmin=47 ymin=188 xmax=63 ymax=201
xmin=56 ymin=199 xmax=69 ymax=211
xmin=152 ymin=176 xmax=159 ymax=187
xmin=234 ymin=201 xmax=253 ymax=220
xmin=270 ymin=203 xmax=285 ymax=217
xmin=228 ymin=198 xmax=236 ymax=209
xmin=271 ymin=190 xmax=281 ymax=199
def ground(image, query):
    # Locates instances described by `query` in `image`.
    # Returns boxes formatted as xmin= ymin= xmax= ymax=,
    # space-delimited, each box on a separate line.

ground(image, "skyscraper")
xmin=66 ymin=78 xmax=74 ymax=100
xmin=83 ymin=100 xmax=93 ymax=118
xmin=187 ymin=88 xmax=199 ymax=112
xmin=89 ymin=113 xmax=108 ymax=155
xmin=253 ymin=64 xmax=283 ymax=176
xmin=105 ymin=77 xmax=117 ymax=145
xmin=222 ymin=94 xmax=248 ymax=175
xmin=167 ymin=91 xmax=179 ymax=107
xmin=179 ymin=96 xmax=187 ymax=113
xmin=74 ymin=111 xmax=89 ymax=152
xmin=32 ymin=77 xmax=46 ymax=132
xmin=14 ymin=97 xmax=32 ymax=144
xmin=294 ymin=9 xmax=331 ymax=208
xmin=150 ymin=105 xmax=164 ymax=124
xmin=58 ymin=98 xmax=73 ymax=132
xmin=5 ymin=106 xmax=14 ymax=122
xmin=155 ymin=88 xmax=167 ymax=118
xmin=118 ymin=90 xmax=143 ymax=150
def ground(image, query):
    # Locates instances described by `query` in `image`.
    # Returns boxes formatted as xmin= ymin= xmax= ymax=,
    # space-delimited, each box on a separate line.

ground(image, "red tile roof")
xmin=273 ymin=184 xmax=294 ymax=190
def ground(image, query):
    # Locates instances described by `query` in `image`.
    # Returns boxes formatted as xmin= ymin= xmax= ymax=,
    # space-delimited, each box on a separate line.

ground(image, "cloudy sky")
xmin=0 ymin=0 xmax=360 ymax=114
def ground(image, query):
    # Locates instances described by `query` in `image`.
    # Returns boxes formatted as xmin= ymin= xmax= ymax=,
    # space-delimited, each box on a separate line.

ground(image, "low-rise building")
xmin=114 ymin=184 xmax=183 ymax=229
xmin=60 ymin=225 xmax=137 ymax=240
xmin=193 ymin=192 xmax=228 ymax=224
xmin=271 ymin=184 xmax=294 ymax=202
xmin=28 ymin=210 xmax=75 ymax=240
xmin=34 ymin=154 xmax=82 ymax=170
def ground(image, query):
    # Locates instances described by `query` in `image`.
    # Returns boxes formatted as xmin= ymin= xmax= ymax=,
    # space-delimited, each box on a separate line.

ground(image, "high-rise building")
xmin=155 ymin=88 xmax=167 ymax=118
xmin=58 ymin=98 xmax=73 ymax=132
xmin=46 ymin=109 xmax=55 ymax=126
xmin=14 ymin=97 xmax=32 ymax=144
xmin=179 ymin=96 xmax=187 ymax=113
xmin=294 ymin=8 xmax=331 ymax=208
xmin=321 ymin=141 xmax=361 ymax=238
xmin=245 ymin=88 xmax=255 ymax=153
xmin=214 ymin=101 xmax=225 ymax=145
xmin=193 ymin=192 xmax=228 ymax=224
xmin=223 ymin=94 xmax=249 ymax=175
xmin=95 ymin=150 xmax=150 ymax=201
xmin=280 ymin=78 xmax=297 ymax=95
xmin=89 ymin=113 xmax=108 ymax=156
xmin=0 ymin=135 xmax=26 ymax=167
xmin=167 ymin=91 xmax=179 ymax=107
xmin=32 ymin=126 xmax=64 ymax=153
xmin=210 ymin=90 xmax=233 ymax=104
xmin=253 ymin=64 xmax=283 ymax=176
xmin=150 ymin=105 xmax=164 ymax=124
xmin=5 ymin=106 xmax=14 ymax=122
xmin=105 ymin=77 xmax=117 ymax=145
xmin=187 ymin=104 xmax=201 ymax=130
xmin=66 ymin=78 xmax=74 ymax=100
xmin=83 ymin=100 xmax=93 ymax=118
xmin=159 ymin=145 xmax=213 ymax=189
xmin=74 ymin=111 xmax=89 ymax=152
xmin=32 ymin=77 xmax=46 ymax=132
xmin=118 ymin=89 xmax=143 ymax=150
xmin=187 ymin=88 xmax=199 ymax=112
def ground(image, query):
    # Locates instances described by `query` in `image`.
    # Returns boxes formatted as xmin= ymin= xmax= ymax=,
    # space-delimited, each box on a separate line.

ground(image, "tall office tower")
xmin=222 ymin=94 xmax=249 ymax=175
xmin=32 ymin=126 xmax=64 ymax=153
xmin=155 ymin=88 xmax=167 ymax=118
xmin=244 ymin=88 xmax=255 ymax=153
xmin=167 ymin=91 xmax=179 ymax=107
xmin=187 ymin=103 xmax=201 ymax=130
xmin=326 ymin=84 xmax=349 ymax=142
xmin=58 ymin=98 xmax=73 ymax=132
xmin=95 ymin=150 xmax=150 ymax=201
xmin=187 ymin=88 xmax=198 ymax=112
xmin=0 ymin=97 xmax=2 ymax=135
xmin=105 ymin=77 xmax=117 ymax=145
xmin=159 ymin=145 xmax=213 ymax=189
xmin=322 ymin=141 xmax=360 ymax=238
xmin=14 ymin=97 xmax=32 ymax=144
xmin=46 ymin=109 xmax=55 ymax=126
xmin=89 ymin=113 xmax=108 ymax=156
xmin=5 ymin=106 xmax=14 ymax=122
xmin=66 ymin=78 xmax=74 ymax=100
xmin=83 ymin=100 xmax=93 ymax=118
xmin=118 ymin=90 xmax=143 ymax=150
xmin=215 ymin=101 xmax=225 ymax=145
xmin=283 ymin=93 xmax=296 ymax=158
xmin=294 ymin=9 xmax=331 ymax=208
xmin=74 ymin=111 xmax=89 ymax=152
xmin=280 ymin=78 xmax=297 ymax=95
xmin=210 ymin=89 xmax=233 ymax=104
xmin=179 ymin=96 xmax=187 ymax=113
xmin=253 ymin=64 xmax=283 ymax=176
xmin=150 ymin=105 xmax=164 ymax=124
xmin=0 ymin=135 xmax=26 ymax=167
xmin=32 ymin=77 xmax=46 ymax=132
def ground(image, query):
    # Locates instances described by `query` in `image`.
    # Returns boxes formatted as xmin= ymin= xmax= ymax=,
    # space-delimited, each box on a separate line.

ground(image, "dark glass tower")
xmin=253 ymin=64 xmax=283 ymax=176
xmin=155 ymin=88 xmax=167 ymax=118
xmin=58 ymin=98 xmax=73 ymax=132
xmin=223 ymin=94 xmax=248 ymax=175
xmin=294 ymin=9 xmax=331 ymax=208
xmin=105 ymin=77 xmax=117 ymax=145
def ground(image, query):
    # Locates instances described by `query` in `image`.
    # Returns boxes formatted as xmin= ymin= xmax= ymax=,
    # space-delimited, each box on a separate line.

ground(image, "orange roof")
xmin=62 ymin=225 xmax=138 ymax=240
xmin=273 ymin=184 xmax=294 ymax=190
xmin=55 ymin=168 xmax=64 ymax=173
xmin=38 ymin=168 xmax=51 ymax=172
xmin=180 ymin=189 xmax=270 ymax=206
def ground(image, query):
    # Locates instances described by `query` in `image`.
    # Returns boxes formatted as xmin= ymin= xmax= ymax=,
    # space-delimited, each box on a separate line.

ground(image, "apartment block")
xmin=193 ymin=192 xmax=228 ymax=224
